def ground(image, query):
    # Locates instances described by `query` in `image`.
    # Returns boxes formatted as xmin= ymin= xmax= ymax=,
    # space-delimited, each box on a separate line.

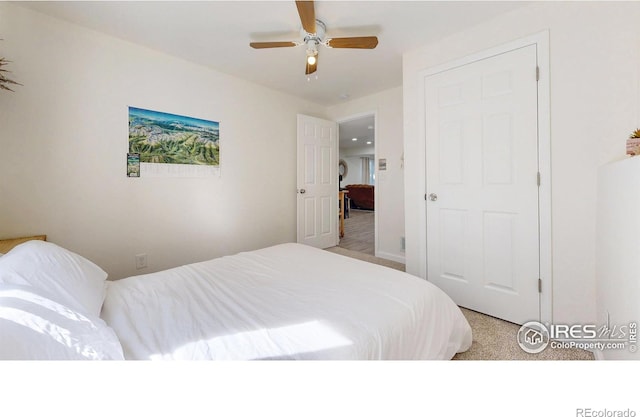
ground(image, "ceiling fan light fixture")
xmin=306 ymin=50 xmax=318 ymax=66
xmin=305 ymin=38 xmax=318 ymax=64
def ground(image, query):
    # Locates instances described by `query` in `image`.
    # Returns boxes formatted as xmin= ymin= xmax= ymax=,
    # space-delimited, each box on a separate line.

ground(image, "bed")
xmin=0 ymin=236 xmax=472 ymax=360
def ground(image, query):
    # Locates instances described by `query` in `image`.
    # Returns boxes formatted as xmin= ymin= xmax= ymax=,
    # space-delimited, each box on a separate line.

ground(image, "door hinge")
xmin=538 ymin=278 xmax=542 ymax=293
xmin=537 ymin=172 xmax=541 ymax=186
xmin=536 ymin=66 xmax=540 ymax=81
xmin=424 ymin=193 xmax=427 ymax=201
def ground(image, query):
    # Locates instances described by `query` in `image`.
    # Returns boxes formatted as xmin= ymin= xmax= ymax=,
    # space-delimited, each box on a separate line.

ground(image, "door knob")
xmin=299 ymin=189 xmax=306 ymax=194
xmin=428 ymin=193 xmax=438 ymax=201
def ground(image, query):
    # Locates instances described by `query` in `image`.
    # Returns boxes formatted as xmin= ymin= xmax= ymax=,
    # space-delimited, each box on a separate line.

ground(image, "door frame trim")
xmin=417 ymin=31 xmax=552 ymax=323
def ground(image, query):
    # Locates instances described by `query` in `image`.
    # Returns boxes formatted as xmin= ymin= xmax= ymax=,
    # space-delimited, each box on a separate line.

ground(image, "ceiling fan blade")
xmin=296 ymin=0 xmax=316 ymax=34
xmin=250 ymin=41 xmax=298 ymax=49
xmin=305 ymin=55 xmax=318 ymax=75
xmin=326 ymin=36 xmax=378 ymax=49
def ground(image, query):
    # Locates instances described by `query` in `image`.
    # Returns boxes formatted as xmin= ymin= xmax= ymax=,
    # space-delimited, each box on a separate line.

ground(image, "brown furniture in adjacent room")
xmin=345 ymin=184 xmax=374 ymax=210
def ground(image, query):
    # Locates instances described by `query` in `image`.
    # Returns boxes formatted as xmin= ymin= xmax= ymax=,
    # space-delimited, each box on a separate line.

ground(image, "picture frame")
xmin=128 ymin=106 xmax=220 ymax=178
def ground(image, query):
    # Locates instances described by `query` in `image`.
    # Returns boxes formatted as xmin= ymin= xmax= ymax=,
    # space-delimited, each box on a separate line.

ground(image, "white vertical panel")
xmin=320 ymin=196 xmax=331 ymax=235
xmin=304 ymin=198 xmax=316 ymax=239
xmin=483 ymin=113 xmax=513 ymax=184
xmin=440 ymin=208 xmax=466 ymax=280
xmin=596 ymin=158 xmax=640 ymax=359
xmin=483 ymin=211 xmax=516 ymax=292
xmin=439 ymin=120 xmax=464 ymax=184
xmin=304 ymin=144 xmax=315 ymax=185
xmin=320 ymin=146 xmax=331 ymax=184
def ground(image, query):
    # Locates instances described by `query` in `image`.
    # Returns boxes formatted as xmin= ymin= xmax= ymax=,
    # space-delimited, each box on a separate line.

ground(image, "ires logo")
xmin=517 ymin=321 xmax=550 ymax=354
xmin=549 ymin=324 xmax=597 ymax=340
xmin=517 ymin=321 xmax=638 ymax=354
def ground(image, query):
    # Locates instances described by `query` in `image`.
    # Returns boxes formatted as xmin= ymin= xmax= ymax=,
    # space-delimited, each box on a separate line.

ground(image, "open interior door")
xmin=297 ymin=114 xmax=338 ymax=248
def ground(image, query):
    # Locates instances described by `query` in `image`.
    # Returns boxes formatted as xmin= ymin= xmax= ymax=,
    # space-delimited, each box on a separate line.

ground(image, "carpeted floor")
xmin=325 ymin=246 xmax=595 ymax=360
xmin=453 ymin=308 xmax=594 ymax=360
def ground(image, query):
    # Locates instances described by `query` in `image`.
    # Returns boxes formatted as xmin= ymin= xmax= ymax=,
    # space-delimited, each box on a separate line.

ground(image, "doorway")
xmin=337 ymin=113 xmax=376 ymax=256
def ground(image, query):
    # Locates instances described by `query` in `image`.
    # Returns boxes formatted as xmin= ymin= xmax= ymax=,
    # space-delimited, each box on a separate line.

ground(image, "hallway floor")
xmin=338 ymin=209 xmax=374 ymax=255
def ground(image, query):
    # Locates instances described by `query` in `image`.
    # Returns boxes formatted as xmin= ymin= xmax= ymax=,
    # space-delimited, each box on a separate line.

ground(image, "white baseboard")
xmin=591 ymin=349 xmax=605 ymax=360
xmin=375 ymin=250 xmax=405 ymax=264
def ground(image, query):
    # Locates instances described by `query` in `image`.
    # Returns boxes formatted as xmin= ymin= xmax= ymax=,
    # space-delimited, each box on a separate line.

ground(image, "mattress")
xmin=101 ymin=243 xmax=472 ymax=360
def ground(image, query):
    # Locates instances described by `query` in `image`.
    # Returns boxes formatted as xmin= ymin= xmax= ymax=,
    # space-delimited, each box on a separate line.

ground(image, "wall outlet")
xmin=135 ymin=253 xmax=147 ymax=269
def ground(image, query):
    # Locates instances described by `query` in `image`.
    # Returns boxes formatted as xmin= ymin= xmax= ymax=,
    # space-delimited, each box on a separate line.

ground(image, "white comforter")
xmin=101 ymin=243 xmax=472 ymax=360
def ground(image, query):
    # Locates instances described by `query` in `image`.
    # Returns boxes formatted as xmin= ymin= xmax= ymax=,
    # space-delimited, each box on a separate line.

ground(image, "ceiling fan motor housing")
xmin=302 ymin=19 xmax=326 ymax=47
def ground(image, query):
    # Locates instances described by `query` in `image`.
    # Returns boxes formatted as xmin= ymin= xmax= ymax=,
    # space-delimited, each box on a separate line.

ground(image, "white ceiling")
xmin=18 ymin=1 xmax=530 ymax=107
xmin=339 ymin=114 xmax=375 ymax=150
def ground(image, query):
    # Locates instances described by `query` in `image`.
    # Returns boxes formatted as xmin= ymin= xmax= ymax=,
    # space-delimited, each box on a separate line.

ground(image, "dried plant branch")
xmin=0 ymin=45 xmax=22 ymax=92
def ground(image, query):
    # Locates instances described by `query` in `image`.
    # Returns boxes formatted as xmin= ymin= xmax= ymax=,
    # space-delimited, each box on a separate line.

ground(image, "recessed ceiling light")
xmin=366 ymin=141 xmax=372 ymax=145
xmin=352 ymin=138 xmax=358 ymax=141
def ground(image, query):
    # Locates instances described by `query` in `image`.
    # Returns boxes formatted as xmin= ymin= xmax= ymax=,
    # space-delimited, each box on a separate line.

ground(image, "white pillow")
xmin=0 ymin=241 xmax=107 ymax=317
xmin=0 ymin=283 xmax=124 ymax=360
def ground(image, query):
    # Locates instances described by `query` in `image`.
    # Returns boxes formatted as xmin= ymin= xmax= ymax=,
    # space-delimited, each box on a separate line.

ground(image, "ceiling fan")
xmin=249 ymin=0 xmax=378 ymax=76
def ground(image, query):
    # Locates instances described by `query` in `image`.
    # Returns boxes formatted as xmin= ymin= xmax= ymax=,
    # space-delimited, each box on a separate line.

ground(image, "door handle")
xmin=428 ymin=193 xmax=438 ymax=201
xmin=299 ymin=189 xmax=306 ymax=194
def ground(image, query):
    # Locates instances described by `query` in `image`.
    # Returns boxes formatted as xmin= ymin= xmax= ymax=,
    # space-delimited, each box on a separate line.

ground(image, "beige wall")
xmin=0 ymin=3 xmax=325 ymax=279
xmin=403 ymin=1 xmax=640 ymax=325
